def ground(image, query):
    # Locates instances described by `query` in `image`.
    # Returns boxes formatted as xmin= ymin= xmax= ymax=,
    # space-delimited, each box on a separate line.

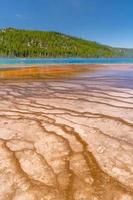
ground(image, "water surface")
xmin=1 ymin=57 xmax=133 ymax=66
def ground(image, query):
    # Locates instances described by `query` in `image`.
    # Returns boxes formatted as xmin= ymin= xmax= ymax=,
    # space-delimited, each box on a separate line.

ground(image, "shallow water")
xmin=80 ymin=68 xmax=133 ymax=89
xmin=0 ymin=63 xmax=132 ymax=89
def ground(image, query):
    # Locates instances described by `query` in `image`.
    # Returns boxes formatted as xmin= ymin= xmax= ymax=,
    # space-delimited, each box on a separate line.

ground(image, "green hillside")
xmin=0 ymin=28 xmax=130 ymax=58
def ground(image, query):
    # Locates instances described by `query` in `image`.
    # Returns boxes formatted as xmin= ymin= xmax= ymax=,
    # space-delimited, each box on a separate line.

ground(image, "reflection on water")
xmin=83 ymin=70 xmax=133 ymax=89
xmin=0 ymin=65 xmax=99 ymax=79
xmin=0 ymin=64 xmax=132 ymax=89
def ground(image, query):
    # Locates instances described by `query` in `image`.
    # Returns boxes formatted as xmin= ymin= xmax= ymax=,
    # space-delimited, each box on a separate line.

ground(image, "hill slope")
xmin=0 ymin=28 xmax=130 ymax=58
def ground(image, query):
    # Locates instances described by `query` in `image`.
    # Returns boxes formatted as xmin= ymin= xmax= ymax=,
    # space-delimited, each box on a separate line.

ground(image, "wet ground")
xmin=0 ymin=64 xmax=133 ymax=200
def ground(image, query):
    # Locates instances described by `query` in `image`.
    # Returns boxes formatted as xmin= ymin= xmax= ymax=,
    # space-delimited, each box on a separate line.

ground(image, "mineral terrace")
xmin=0 ymin=64 xmax=133 ymax=200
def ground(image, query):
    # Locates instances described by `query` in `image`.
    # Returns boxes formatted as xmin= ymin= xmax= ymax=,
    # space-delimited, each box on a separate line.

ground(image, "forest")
xmin=0 ymin=28 xmax=129 ymax=58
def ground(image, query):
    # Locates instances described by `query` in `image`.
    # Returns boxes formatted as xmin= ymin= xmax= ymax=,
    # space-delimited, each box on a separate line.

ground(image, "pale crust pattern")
xmin=0 ymin=71 xmax=133 ymax=200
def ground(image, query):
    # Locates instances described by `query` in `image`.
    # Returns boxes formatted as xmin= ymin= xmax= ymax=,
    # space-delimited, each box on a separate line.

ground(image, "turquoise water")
xmin=1 ymin=58 xmax=133 ymax=65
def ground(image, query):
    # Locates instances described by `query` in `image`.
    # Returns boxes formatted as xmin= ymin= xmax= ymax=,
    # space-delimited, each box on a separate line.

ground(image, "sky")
xmin=0 ymin=0 xmax=133 ymax=48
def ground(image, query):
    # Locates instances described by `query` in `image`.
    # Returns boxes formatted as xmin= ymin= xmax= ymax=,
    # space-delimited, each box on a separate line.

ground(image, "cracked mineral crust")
xmin=0 ymin=64 xmax=133 ymax=200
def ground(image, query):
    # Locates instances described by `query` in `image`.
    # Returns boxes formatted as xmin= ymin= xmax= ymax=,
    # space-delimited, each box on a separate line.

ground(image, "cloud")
xmin=15 ymin=14 xmax=31 ymax=20
xmin=16 ymin=14 xmax=23 ymax=19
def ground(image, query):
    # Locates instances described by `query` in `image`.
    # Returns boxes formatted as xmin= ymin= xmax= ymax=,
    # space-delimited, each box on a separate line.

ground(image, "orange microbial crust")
xmin=0 ymin=64 xmax=101 ymax=79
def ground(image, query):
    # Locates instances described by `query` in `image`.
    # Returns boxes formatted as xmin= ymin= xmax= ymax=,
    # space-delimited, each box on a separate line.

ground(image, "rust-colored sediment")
xmin=0 ymin=64 xmax=98 ymax=79
xmin=0 ymin=64 xmax=133 ymax=200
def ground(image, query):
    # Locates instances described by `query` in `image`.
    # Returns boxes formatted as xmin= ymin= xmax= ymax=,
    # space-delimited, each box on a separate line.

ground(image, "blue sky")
xmin=0 ymin=0 xmax=133 ymax=48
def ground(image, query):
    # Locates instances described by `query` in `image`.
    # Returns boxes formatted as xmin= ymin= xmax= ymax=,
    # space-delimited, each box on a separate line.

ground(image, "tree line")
xmin=0 ymin=28 xmax=123 ymax=58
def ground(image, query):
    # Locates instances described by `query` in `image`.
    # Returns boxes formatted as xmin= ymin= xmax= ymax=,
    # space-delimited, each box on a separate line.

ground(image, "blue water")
xmin=1 ymin=58 xmax=133 ymax=66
